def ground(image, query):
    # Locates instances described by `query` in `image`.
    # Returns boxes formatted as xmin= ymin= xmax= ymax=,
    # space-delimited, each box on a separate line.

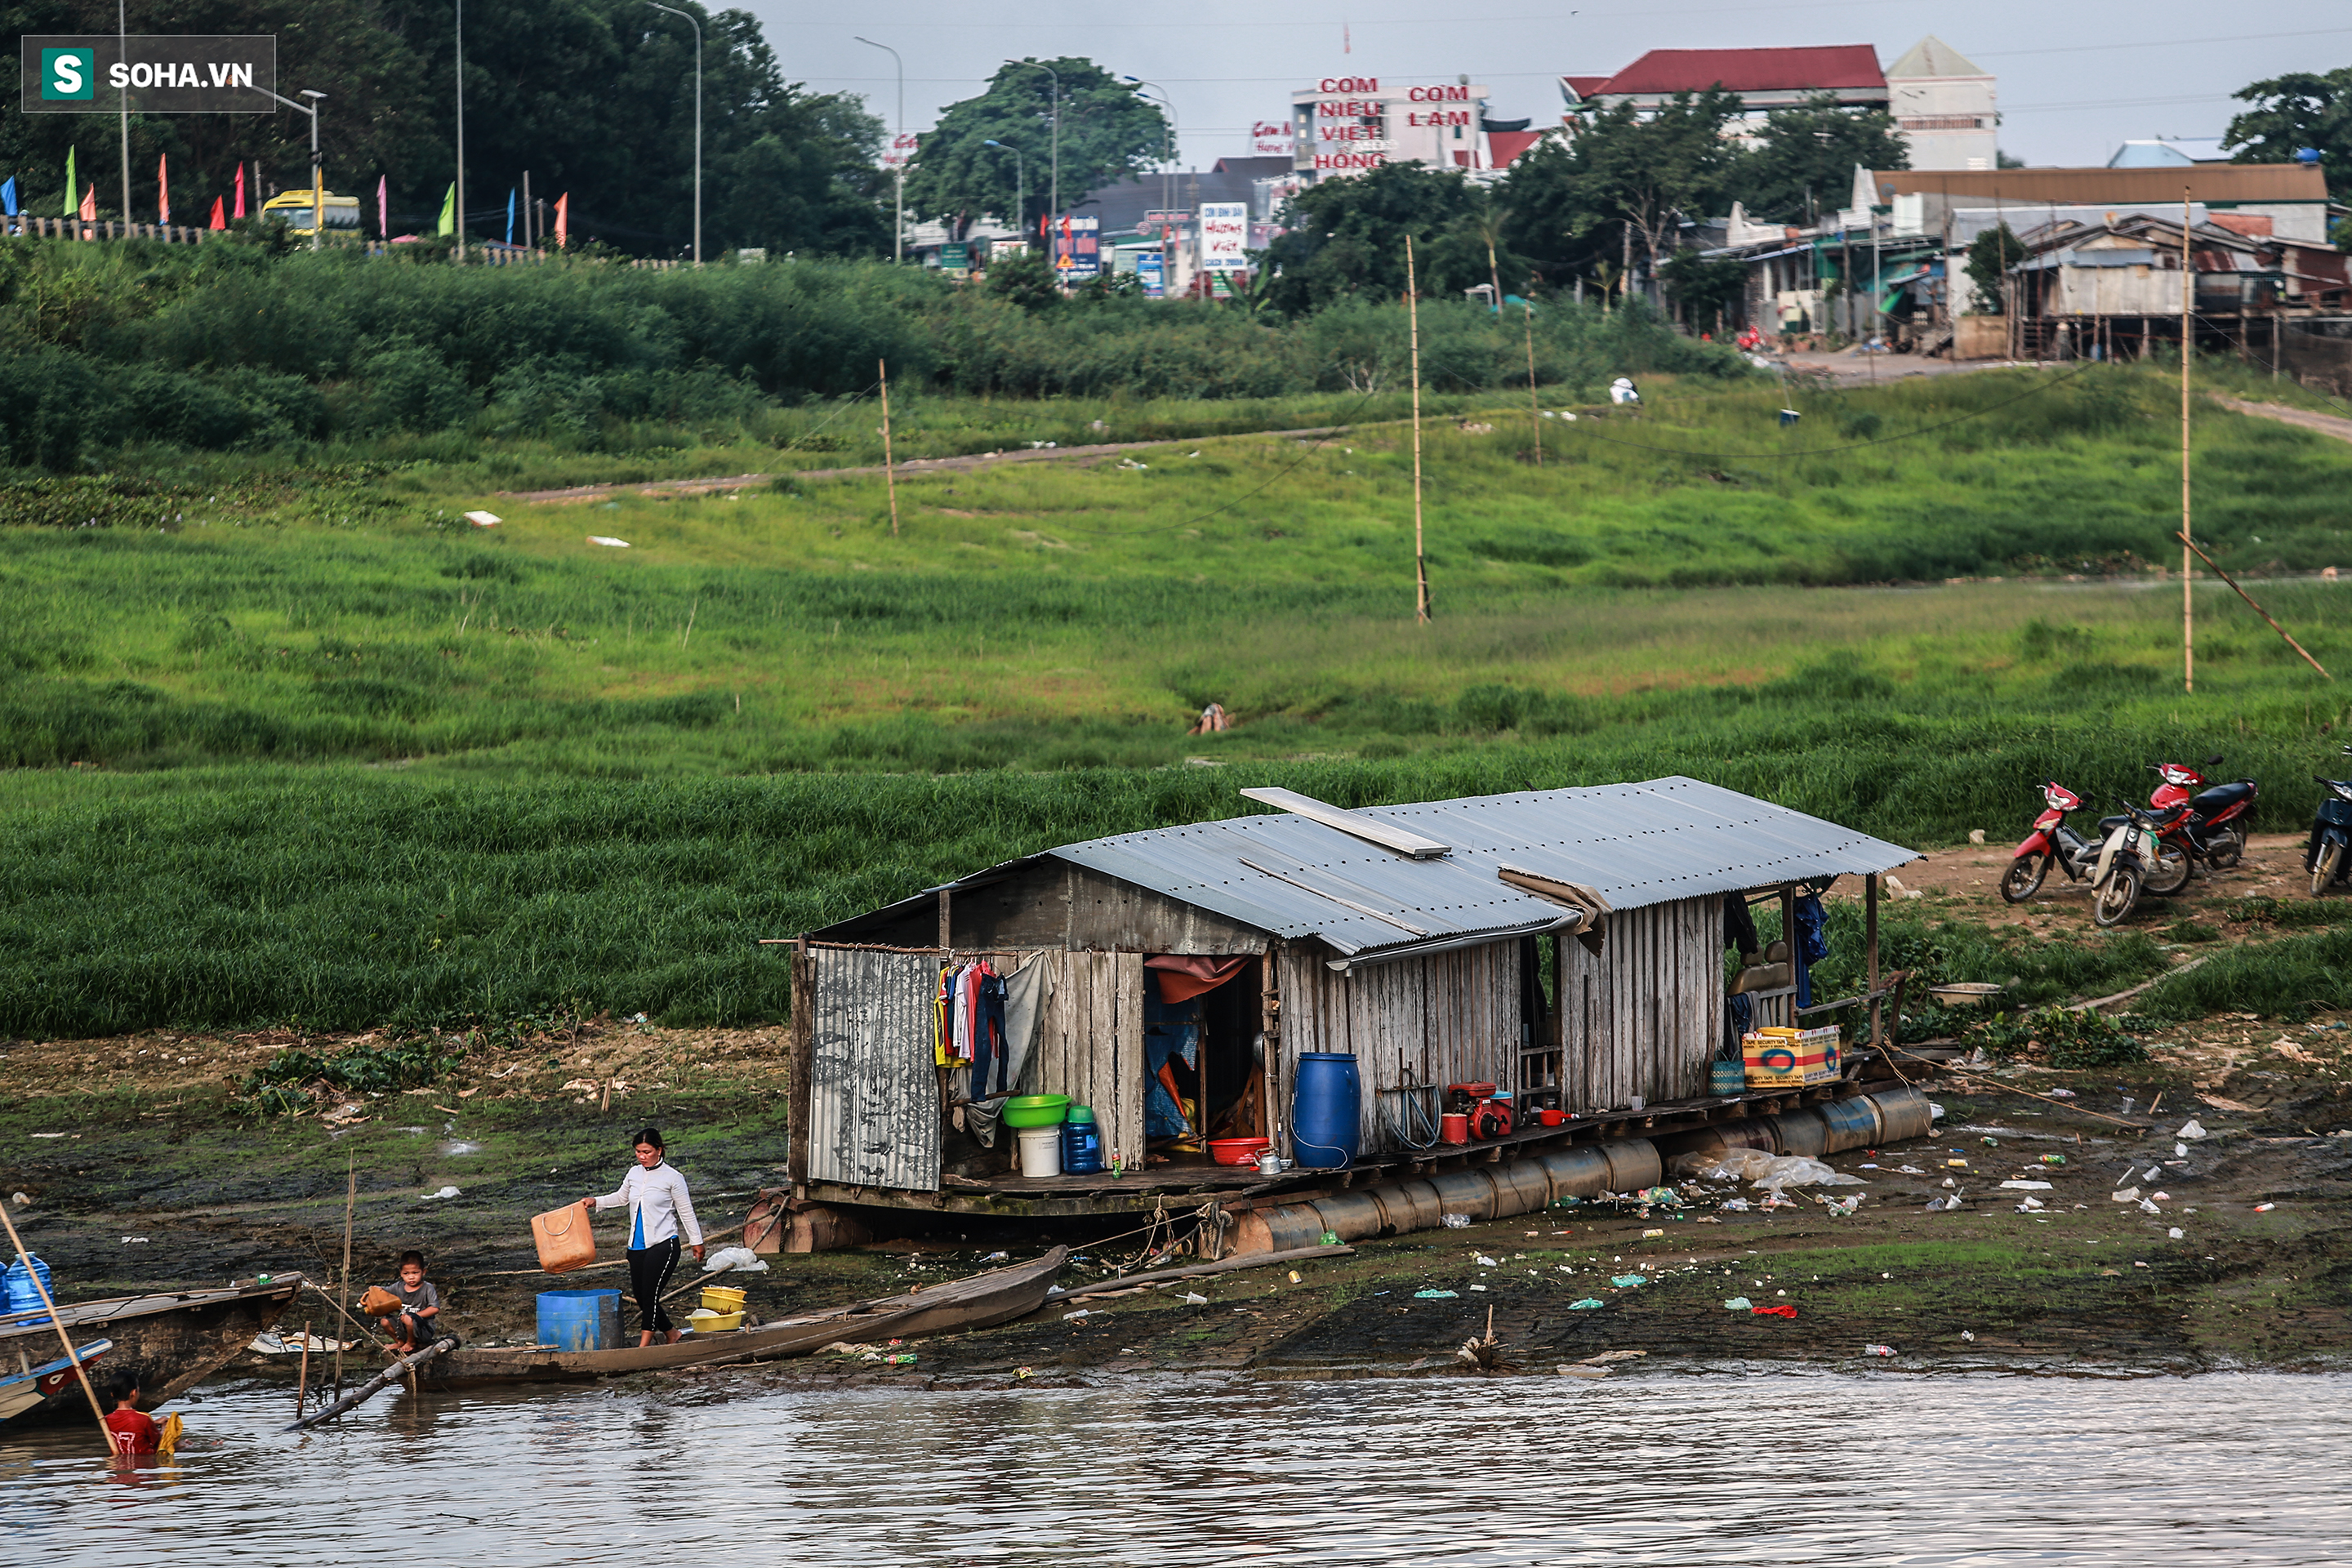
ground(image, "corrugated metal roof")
xmin=1874 ymin=164 xmax=2329 ymax=204
xmin=835 ymin=777 xmax=1916 ymax=960
xmin=1593 ymin=45 xmax=1886 ymax=96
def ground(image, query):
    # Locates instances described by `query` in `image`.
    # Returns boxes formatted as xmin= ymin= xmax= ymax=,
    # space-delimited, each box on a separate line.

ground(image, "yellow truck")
xmin=260 ymin=188 xmax=362 ymax=234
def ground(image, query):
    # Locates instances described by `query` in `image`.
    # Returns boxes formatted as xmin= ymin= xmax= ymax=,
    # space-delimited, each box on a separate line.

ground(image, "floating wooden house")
xmin=773 ymin=777 xmax=1918 ymax=1250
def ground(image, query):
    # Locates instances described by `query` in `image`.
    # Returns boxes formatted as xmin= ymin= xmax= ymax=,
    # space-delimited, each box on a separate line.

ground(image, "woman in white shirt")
xmin=580 ymin=1127 xmax=704 ymax=1346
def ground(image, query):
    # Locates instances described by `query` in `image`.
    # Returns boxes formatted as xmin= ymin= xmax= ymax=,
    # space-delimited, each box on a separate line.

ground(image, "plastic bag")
xmin=701 ymin=1245 xmax=771 ymax=1275
xmin=1691 ymin=1148 xmax=1865 ymax=1188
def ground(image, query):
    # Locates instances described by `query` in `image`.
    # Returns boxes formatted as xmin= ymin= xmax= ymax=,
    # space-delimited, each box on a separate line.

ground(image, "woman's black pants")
xmin=627 ymin=1236 xmax=681 ymax=1336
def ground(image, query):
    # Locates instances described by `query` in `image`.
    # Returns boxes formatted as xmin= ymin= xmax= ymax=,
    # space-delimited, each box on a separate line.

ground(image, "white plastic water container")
xmin=1016 ymin=1125 xmax=1063 ymax=1178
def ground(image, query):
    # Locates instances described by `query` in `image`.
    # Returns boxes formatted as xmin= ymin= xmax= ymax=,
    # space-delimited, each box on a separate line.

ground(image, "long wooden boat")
xmin=422 ymin=1247 xmax=1067 ymax=1388
xmin=0 ymin=1276 xmax=300 ymax=1428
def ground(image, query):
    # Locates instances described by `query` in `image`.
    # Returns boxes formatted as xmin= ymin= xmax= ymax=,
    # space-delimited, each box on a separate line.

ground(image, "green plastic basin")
xmin=1001 ymin=1094 xmax=1071 ymax=1128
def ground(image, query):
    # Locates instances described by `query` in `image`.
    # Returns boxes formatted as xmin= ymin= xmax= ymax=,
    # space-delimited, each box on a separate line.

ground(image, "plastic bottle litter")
xmin=2040 ymin=1155 xmax=2068 ymax=1166
xmin=1183 ymin=1292 xmax=1209 ymax=1305
xmin=2256 ymin=1203 xmax=2277 ymax=1213
xmin=1863 ymin=1344 xmax=1896 ymax=1357
xmin=1441 ymin=1214 xmax=1471 ymax=1229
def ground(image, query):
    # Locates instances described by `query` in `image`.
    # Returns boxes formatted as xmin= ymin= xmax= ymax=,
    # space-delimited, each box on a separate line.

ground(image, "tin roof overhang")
xmin=812 ymin=777 xmax=1917 ymax=962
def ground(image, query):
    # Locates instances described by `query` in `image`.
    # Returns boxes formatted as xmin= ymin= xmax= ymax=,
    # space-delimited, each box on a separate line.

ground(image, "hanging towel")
xmin=1792 ymin=893 xmax=1830 ymax=1009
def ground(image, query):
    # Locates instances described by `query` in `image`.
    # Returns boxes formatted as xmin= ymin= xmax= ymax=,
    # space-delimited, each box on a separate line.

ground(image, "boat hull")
xmin=0 ymin=1279 xmax=298 ymax=1428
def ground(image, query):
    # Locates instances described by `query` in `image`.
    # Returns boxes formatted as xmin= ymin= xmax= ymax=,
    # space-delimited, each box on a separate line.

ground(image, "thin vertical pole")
xmin=879 ymin=359 xmax=899 ymax=537
xmin=294 ymin=1321 xmax=311 ymax=1420
xmin=1406 ymin=234 xmax=1428 ymax=624
xmin=0 ymin=1200 xmax=114 ymax=1454
xmin=1525 ymin=301 xmax=1540 ymax=466
xmin=523 ymin=169 xmax=532 ymax=249
xmin=333 ymin=1158 xmax=354 ymax=1396
xmin=1865 ymin=873 xmax=1882 ymax=1049
xmin=118 ymin=0 xmax=130 ymax=224
xmin=454 ymin=0 xmax=465 ymax=261
xmin=2181 ymin=190 xmax=2194 ymax=694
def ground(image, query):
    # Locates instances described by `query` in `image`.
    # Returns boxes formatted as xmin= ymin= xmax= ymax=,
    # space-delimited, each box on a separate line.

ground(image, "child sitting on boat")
xmin=376 ymin=1250 xmax=441 ymax=1352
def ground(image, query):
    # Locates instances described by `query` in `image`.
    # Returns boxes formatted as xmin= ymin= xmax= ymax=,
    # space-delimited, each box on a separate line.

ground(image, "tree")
xmin=1658 ymin=251 xmax=1748 ymax=332
xmin=1256 ymin=161 xmax=1491 ymax=314
xmin=2225 ymin=68 xmax=2352 ymax=198
xmin=1964 ymin=223 xmax=2025 ymax=314
xmin=1503 ymin=91 xmax=1740 ymax=302
xmin=1730 ymin=93 xmax=1909 ymax=225
xmin=902 ymin=58 xmax=1166 ymax=238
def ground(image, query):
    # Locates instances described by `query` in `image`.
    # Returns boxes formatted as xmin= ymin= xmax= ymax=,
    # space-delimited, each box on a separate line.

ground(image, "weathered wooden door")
xmin=805 ymin=948 xmax=941 ymax=1191
xmin=1029 ymin=951 xmax=1146 ymax=1170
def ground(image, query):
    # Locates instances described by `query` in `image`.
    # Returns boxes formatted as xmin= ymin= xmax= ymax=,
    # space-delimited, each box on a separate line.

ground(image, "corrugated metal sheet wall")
xmin=1558 ymin=895 xmax=1722 ymax=1111
xmin=806 ymin=949 xmax=943 ymax=1191
xmin=1278 ymin=942 xmax=1522 ymax=1157
xmin=1028 ymin=951 xmax=1147 ymax=1170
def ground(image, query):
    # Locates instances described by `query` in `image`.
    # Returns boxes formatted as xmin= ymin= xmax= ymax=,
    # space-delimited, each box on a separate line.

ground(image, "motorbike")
xmin=2002 ymin=781 xmax=2099 ymax=902
xmin=2089 ymin=800 xmax=2167 ymax=927
xmin=2148 ymin=755 xmax=2256 ymax=872
xmin=2307 ymin=745 xmax=2352 ymax=898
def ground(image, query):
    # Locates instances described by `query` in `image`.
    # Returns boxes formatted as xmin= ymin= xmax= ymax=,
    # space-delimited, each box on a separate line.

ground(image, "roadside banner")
xmin=436 ymin=184 xmax=454 ymax=237
xmin=1138 ymin=251 xmax=1164 ymax=297
xmin=1 ymin=176 xmax=16 ymax=217
xmin=1199 ymin=201 xmax=1248 ymax=271
xmin=20 ymin=36 xmax=276 ymax=114
xmin=1050 ymin=214 xmax=1100 ymax=280
xmin=62 ymin=145 xmax=75 ymax=216
xmin=555 ymin=192 xmax=568 ymax=248
xmin=158 ymin=154 xmax=168 ymax=221
xmin=233 ymin=161 xmax=244 ymax=218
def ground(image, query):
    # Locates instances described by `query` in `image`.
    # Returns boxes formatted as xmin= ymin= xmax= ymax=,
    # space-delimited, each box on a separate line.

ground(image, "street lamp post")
xmin=1122 ymin=77 xmax=1177 ymax=216
xmin=853 ymin=36 xmax=903 ymax=265
xmin=1003 ymin=58 xmax=1058 ymax=220
xmin=982 ymin=139 xmax=1023 ymax=242
xmin=645 ymin=2 xmax=703 ymax=265
xmin=261 ymin=87 xmax=327 ymax=251
xmin=455 ymin=0 xmax=465 ymax=258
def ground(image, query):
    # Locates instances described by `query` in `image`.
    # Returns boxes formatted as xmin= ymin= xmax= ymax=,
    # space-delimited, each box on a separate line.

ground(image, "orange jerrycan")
xmin=532 ymin=1204 xmax=597 ymax=1274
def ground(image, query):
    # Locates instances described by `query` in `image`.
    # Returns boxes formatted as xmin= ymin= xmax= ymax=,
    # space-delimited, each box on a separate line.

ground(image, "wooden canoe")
xmin=0 ymin=1276 xmax=300 ymax=1428
xmin=422 ymin=1246 xmax=1067 ymax=1388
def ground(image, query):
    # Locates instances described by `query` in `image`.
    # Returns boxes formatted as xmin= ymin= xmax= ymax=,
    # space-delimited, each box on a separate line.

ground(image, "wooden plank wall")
xmin=1277 ymin=943 xmax=1521 ymax=1156
xmin=1557 ymin=894 xmax=1722 ymax=1111
xmin=805 ymin=949 xmax=942 ymax=1190
xmin=1028 ymin=951 xmax=1147 ymax=1169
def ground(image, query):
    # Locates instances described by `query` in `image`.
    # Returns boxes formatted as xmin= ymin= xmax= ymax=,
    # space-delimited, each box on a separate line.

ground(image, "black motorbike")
xmin=2308 ymin=745 xmax=2352 ymax=898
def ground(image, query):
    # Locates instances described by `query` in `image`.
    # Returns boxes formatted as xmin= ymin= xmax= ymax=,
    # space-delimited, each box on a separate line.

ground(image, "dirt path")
xmin=2218 ymin=397 xmax=2352 ymax=446
xmin=498 ymin=425 xmax=1351 ymax=505
xmin=1889 ymin=831 xmax=2310 ymax=931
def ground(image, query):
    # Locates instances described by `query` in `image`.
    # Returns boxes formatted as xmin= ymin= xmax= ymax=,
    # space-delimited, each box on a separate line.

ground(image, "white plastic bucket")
xmin=1016 ymin=1125 xmax=1063 ymax=1178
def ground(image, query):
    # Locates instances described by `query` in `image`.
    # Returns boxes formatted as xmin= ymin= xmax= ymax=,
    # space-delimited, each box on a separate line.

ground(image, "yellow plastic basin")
xmin=700 ymin=1285 xmax=746 ymax=1314
xmin=687 ymin=1308 xmax=744 ymax=1332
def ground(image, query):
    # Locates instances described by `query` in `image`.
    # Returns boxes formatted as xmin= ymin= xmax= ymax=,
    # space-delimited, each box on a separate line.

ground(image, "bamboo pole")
xmin=2182 ymin=189 xmax=2194 ymax=693
xmin=287 ymin=1337 xmax=454 ymax=1432
xmin=0 ymin=1200 xmax=114 ymax=1454
xmin=334 ymin=1159 xmax=355 ymax=1396
xmin=1525 ymin=301 xmax=1541 ymax=466
xmin=2174 ymin=532 xmax=2331 ymax=678
xmin=294 ymin=1321 xmax=311 ymax=1421
xmin=880 ymin=359 xmax=899 ymax=538
xmin=1406 ymin=235 xmax=1428 ymax=624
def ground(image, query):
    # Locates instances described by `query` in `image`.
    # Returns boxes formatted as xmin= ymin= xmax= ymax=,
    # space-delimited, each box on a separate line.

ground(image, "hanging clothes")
xmin=971 ymin=963 xmax=1007 ymax=1096
xmin=935 ymin=964 xmax=957 ymax=1067
xmin=1723 ymin=895 xmax=1759 ymax=956
xmin=1143 ymin=969 xmax=1203 ymax=1138
xmin=1791 ymin=893 xmax=1830 ymax=1009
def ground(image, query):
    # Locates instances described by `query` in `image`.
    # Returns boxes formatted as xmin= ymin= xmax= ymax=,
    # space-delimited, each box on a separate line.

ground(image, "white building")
xmin=1290 ymin=74 xmax=1494 ymax=183
xmin=1884 ymin=37 xmax=1996 ymax=172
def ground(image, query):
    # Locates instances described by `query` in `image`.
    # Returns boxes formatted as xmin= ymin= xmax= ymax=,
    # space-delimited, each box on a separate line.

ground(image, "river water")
xmin=3 ymin=1370 xmax=2345 ymax=1566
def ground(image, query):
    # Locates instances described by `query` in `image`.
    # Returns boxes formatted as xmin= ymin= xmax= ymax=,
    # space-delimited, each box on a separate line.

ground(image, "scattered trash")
xmin=1441 ymin=1214 xmax=1472 ymax=1228
xmin=8 ymin=1192 xmax=29 ymax=1207
xmin=1940 ymin=1178 xmax=1958 ymax=1189
xmin=1062 ymin=1310 xmax=1092 ymax=1321
xmin=2111 ymin=1188 xmax=2140 ymax=1202
xmin=1960 ymin=1330 xmax=1976 ymax=1342
xmin=1015 ymin=1366 xmax=1034 ymax=1379
xmin=702 ymin=1247 xmax=769 ymax=1275
xmin=1183 ymin=1292 xmax=1209 ymax=1305
xmin=1610 ymin=1274 xmax=1646 ymax=1288
xmin=2015 ymin=1196 xmax=2045 ymax=1213
xmin=1556 ymin=1349 xmax=1646 ymax=1379
xmin=587 ymin=536 xmax=631 ymax=547
xmin=1929 ymin=1102 xmax=1946 ymax=1118
xmin=121 ymin=1236 xmax=149 ymax=1244
xmin=1926 ymin=1195 xmax=1967 ymax=1212
xmin=1862 ymin=1343 xmax=1897 ymax=1357
xmin=1946 ymin=1159 xmax=1971 ymax=1169
xmin=1820 ymin=1196 xmax=1862 ymax=1218
xmin=979 ymin=1251 xmax=1009 ymax=1263
xmin=1751 ymin=1304 xmax=1798 ymax=1319
xmin=2256 ymin=1203 xmax=2277 ymax=1213
xmin=1469 ymin=1283 xmax=1490 ymax=1292
xmin=884 ymin=1352 xmax=917 ymax=1365
xmin=1636 ymin=1186 xmax=1682 ymax=1207
xmin=1694 ymin=1150 xmax=1866 ymax=1189
xmin=2177 ymin=1119 xmax=2207 ymax=1140
xmin=1641 ymin=1228 xmax=1666 ymax=1238
xmin=1999 ymin=1180 xmax=2054 ymax=1190
xmin=1413 ymin=1289 xmax=1459 ymax=1299
xmin=1287 ymin=1271 xmax=1303 ymax=1285
xmin=1981 ymin=1137 xmax=1999 ymax=1148
xmin=2151 ymin=1191 xmax=2171 ymax=1202
xmin=463 ymin=510 xmax=501 ymax=528
xmin=2041 ymin=1155 xmax=2068 ymax=1166
xmin=2047 ymin=1088 xmax=2076 ymax=1098
xmin=2168 ymin=1227 xmax=2185 ymax=1240
xmin=29 ymin=1134 xmax=65 ymax=1140
xmin=1719 ymin=1197 xmax=1751 ymax=1213
xmin=1474 ymin=1255 xmax=1499 ymax=1267
xmin=1723 ymin=1296 xmax=1753 ymax=1310
xmin=420 ymin=1185 xmax=460 ymax=1200
xmin=1567 ymin=1298 xmax=1606 ymax=1311
xmin=1896 ymin=1165 xmax=1926 ymax=1175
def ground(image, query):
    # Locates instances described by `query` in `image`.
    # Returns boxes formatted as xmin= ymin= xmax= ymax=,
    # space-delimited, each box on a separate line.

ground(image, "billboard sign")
xmin=21 ymin=36 xmax=275 ymax=113
xmin=1050 ymin=215 xmax=1100 ymax=279
xmin=1198 ymin=202 xmax=1249 ymax=272
xmin=1137 ymin=252 xmax=1164 ymax=298
xmin=881 ymin=131 xmax=919 ymax=170
xmin=938 ymin=241 xmax=969 ymax=278
xmin=1250 ymin=118 xmax=1293 ymax=157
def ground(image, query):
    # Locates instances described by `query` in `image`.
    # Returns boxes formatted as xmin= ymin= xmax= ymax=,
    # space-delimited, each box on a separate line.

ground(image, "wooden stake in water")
xmin=880 ymin=358 xmax=900 ymax=538
xmin=1525 ymin=301 xmax=1541 ymax=466
xmin=294 ymin=1321 xmax=312 ymax=1421
xmin=335 ymin=1159 xmax=355 ymax=1396
xmin=0 ymin=1199 xmax=114 ymax=1454
xmin=2181 ymin=189 xmax=2194 ymax=694
xmin=1406 ymin=235 xmax=1429 ymax=625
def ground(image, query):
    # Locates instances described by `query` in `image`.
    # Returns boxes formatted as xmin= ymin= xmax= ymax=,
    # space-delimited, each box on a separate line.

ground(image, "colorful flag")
xmin=158 ymin=155 xmax=170 ymax=224
xmin=1 ymin=176 xmax=16 ymax=219
xmin=234 ymin=161 xmax=245 ymax=219
xmin=208 ymin=194 xmax=225 ymax=230
xmin=506 ymin=188 xmax=515 ymax=246
xmin=64 ymin=147 xmax=77 ymax=218
xmin=376 ymin=176 xmax=387 ymax=240
xmin=79 ymin=183 xmax=96 ymax=222
xmin=554 ymin=192 xmax=568 ymax=248
xmin=436 ymin=183 xmax=455 ymax=237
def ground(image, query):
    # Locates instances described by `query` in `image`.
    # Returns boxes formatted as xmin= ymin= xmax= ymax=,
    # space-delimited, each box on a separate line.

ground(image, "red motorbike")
xmin=2147 ymin=755 xmax=2255 ymax=872
xmin=2002 ymin=781 xmax=2100 ymax=902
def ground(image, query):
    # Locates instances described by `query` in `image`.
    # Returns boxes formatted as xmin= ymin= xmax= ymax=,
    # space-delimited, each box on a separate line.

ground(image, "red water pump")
xmin=1446 ymin=1082 xmax=1515 ymax=1141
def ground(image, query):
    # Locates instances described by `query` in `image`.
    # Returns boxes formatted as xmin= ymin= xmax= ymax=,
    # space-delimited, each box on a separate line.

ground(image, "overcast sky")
xmin=746 ymin=2 xmax=2350 ymax=172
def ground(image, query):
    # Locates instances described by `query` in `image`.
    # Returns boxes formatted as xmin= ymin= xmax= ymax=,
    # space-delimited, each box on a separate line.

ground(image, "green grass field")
xmin=6 ymin=362 xmax=2352 ymax=1034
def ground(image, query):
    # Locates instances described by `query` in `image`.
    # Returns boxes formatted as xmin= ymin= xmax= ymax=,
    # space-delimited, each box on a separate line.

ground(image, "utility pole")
xmin=1004 ymin=59 xmax=1059 ymax=219
xmin=118 ymin=0 xmax=130 ymax=223
xmin=1525 ymin=301 xmax=1540 ymax=466
xmin=2181 ymin=189 xmax=2194 ymax=693
xmin=1124 ymin=77 xmax=1178 ymax=220
xmin=855 ymin=38 xmax=904 ymax=264
xmin=1407 ymin=234 xmax=1429 ymax=625
xmin=454 ymin=0 xmax=466 ymax=260
xmin=260 ymin=87 xmax=326 ymax=251
xmin=647 ymin=2 xmax=703 ymax=265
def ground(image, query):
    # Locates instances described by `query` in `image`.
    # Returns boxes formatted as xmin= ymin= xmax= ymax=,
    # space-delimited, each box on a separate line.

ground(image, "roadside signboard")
xmin=882 ymin=131 xmax=918 ymax=170
xmin=1198 ymin=202 xmax=1248 ymax=272
xmin=1138 ymin=209 xmax=1188 ymax=239
xmin=1050 ymin=215 xmax=1100 ymax=280
xmin=938 ymin=241 xmax=969 ymax=278
xmin=21 ymin=35 xmax=275 ymax=113
xmin=1250 ymin=119 xmax=1294 ymax=157
xmin=1137 ymin=251 xmax=1164 ymax=297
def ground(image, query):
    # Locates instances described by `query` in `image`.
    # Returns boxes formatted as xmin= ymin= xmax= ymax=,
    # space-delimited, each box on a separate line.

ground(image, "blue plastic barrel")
xmin=1291 ymin=1052 xmax=1362 ymax=1169
xmin=537 ymin=1288 xmax=622 ymax=1352
xmin=4 ymin=1254 xmax=54 ymax=1321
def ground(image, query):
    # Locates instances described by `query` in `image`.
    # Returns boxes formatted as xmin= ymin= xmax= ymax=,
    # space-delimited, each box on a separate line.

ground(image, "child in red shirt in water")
xmin=102 ymin=1374 xmax=160 ymax=1459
